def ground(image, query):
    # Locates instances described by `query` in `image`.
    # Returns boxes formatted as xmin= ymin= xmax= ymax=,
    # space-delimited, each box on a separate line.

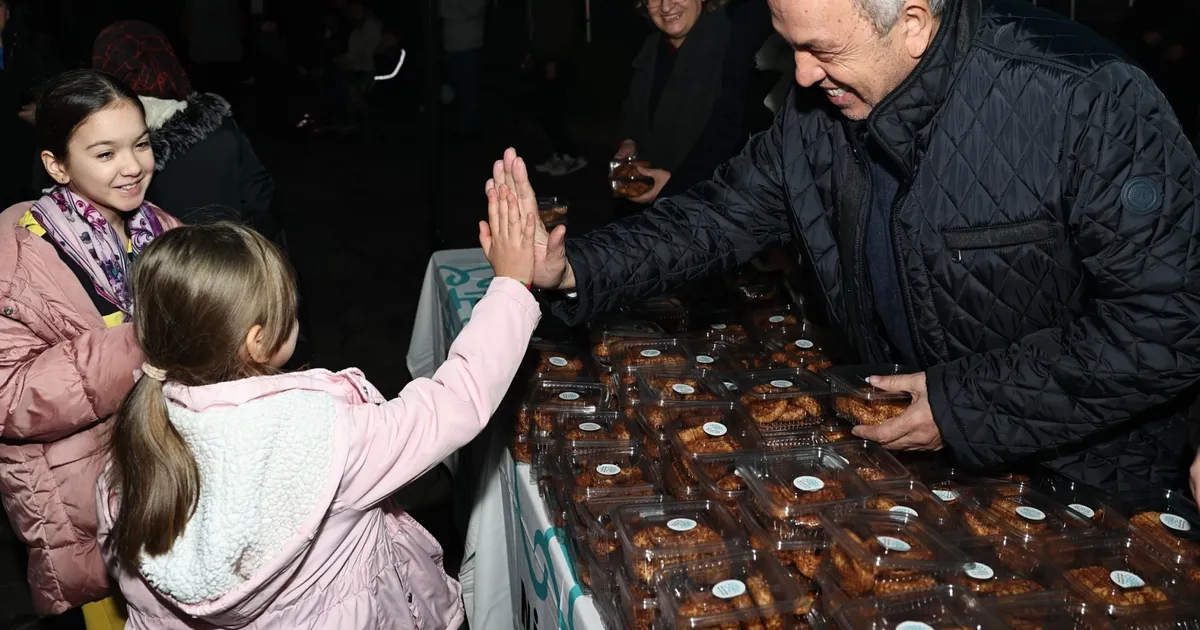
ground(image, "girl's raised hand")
xmin=478 ymin=184 xmax=535 ymax=285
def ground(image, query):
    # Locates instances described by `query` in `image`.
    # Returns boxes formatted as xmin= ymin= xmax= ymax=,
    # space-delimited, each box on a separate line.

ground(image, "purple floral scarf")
xmin=31 ymin=186 xmax=166 ymax=314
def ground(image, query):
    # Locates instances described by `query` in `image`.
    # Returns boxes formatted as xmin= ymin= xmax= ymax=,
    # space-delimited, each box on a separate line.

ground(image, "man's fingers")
xmin=478 ymin=221 xmax=492 ymax=256
xmin=548 ymin=224 xmax=567 ymax=254
xmin=852 ymin=411 xmax=913 ymax=444
xmin=868 ymin=373 xmax=920 ymax=394
xmin=523 ymin=211 xmax=536 ymax=245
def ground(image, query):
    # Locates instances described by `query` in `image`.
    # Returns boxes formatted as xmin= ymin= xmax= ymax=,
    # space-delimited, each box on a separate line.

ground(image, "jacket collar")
xmin=149 ymin=92 xmax=231 ymax=171
xmin=164 ymin=368 xmax=387 ymax=412
xmin=865 ymin=0 xmax=980 ymax=176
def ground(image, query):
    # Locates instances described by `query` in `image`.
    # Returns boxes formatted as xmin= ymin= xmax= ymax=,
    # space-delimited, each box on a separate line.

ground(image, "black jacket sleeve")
xmin=926 ymin=61 xmax=1200 ymax=467
xmin=552 ymin=100 xmax=797 ymax=326
xmin=235 ymin=125 xmax=278 ymax=239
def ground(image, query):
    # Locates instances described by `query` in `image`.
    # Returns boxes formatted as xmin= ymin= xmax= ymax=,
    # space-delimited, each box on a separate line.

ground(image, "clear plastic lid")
xmin=560 ymin=449 xmax=663 ymax=504
xmin=519 ymin=380 xmax=611 ymax=432
xmin=662 ymin=404 xmax=759 ymax=458
xmin=617 ymin=568 xmax=659 ymax=630
xmin=655 ymin=550 xmax=813 ymax=629
xmin=636 ymin=371 xmax=730 ymax=407
xmin=613 ymin=500 xmax=748 ymax=587
xmin=1051 ymin=535 xmax=1198 ymax=618
xmin=688 ymin=451 xmax=755 ymax=504
xmin=536 ymin=196 xmax=569 ymax=228
xmin=818 ymin=419 xmax=856 ymax=444
xmin=733 ymin=369 xmax=832 ymax=433
xmin=826 ymin=365 xmax=915 ymax=426
xmin=740 ymin=497 xmax=830 ymax=581
xmin=629 ymin=296 xmax=690 ymax=334
xmin=700 ymin=312 xmax=752 ymax=345
xmin=759 ymin=430 xmax=831 ymax=452
xmin=721 ymin=341 xmax=779 ymax=373
xmin=737 ymin=447 xmax=871 ymax=524
xmin=988 ymin=597 xmax=1116 ymax=630
xmin=760 ymin=325 xmax=835 ymax=374
xmin=611 ymin=339 xmax=695 ymax=386
xmin=1104 ymin=489 xmax=1200 ymax=579
xmin=956 ymin=483 xmax=1101 ymax=545
xmin=511 ymin=431 xmax=542 ymax=465
xmin=829 ymin=440 xmax=913 ymax=486
xmin=525 ymin=343 xmax=591 ymax=379
xmin=663 ymin=444 xmax=708 ymax=500
xmin=1039 ymin=478 xmax=1124 ymax=531
xmin=610 ymin=155 xmax=651 ymax=177
xmin=950 ymin=536 xmax=1061 ymax=599
xmin=612 ymin=175 xmax=655 ymax=199
xmin=864 ymin=481 xmax=958 ymax=532
xmin=689 ymin=342 xmax=738 ymax=373
xmin=917 ymin=467 xmax=982 ymax=507
xmin=546 ymin=411 xmax=640 ymax=452
xmin=833 ymin=585 xmax=1008 ymax=630
xmin=747 ymin=305 xmax=804 ymax=335
xmin=588 ymin=318 xmax=664 ymax=364
xmin=820 ymin=509 xmax=969 ymax=599
xmin=571 ymin=493 xmax=667 ymax=560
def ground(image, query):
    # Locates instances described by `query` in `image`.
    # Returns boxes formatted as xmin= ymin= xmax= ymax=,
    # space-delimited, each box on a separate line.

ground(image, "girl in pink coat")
xmin=97 ymin=188 xmax=541 ymax=629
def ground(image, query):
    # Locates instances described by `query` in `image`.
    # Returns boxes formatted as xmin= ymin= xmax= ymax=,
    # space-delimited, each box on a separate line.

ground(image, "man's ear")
xmin=900 ymin=0 xmax=938 ymax=60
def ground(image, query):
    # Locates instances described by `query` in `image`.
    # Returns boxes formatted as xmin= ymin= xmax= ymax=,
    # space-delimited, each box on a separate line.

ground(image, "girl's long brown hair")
xmin=107 ymin=222 xmax=298 ymax=569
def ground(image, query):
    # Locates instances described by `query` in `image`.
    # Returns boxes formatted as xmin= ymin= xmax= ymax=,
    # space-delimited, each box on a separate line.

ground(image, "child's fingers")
xmin=507 ymin=192 xmax=520 ymax=232
xmin=496 ymin=184 xmax=512 ymax=241
xmin=486 ymin=187 xmax=499 ymax=237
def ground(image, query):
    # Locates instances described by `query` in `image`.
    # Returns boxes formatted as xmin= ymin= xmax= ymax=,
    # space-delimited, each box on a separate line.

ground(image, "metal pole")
xmin=1069 ymin=0 xmax=1075 ymax=20
xmin=586 ymin=0 xmax=592 ymax=44
xmin=424 ymin=0 xmax=445 ymax=251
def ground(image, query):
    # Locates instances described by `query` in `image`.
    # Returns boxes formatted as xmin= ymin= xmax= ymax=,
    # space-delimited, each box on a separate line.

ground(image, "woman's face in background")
xmin=650 ymin=0 xmax=703 ymax=45
xmin=46 ymin=99 xmax=154 ymax=216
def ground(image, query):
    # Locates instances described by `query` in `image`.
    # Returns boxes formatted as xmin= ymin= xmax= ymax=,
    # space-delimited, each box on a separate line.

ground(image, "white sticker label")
xmin=640 ymin=349 xmax=662 ymax=358
xmin=1069 ymin=503 xmax=1096 ymax=519
xmin=578 ymin=422 xmax=602 ymax=432
xmin=1110 ymin=570 xmax=1146 ymax=589
xmin=1015 ymin=506 xmax=1046 ymax=522
xmin=933 ymin=489 xmax=959 ymax=502
xmin=696 ymin=355 xmax=715 ymax=364
xmin=596 ymin=464 xmax=622 ymax=476
xmin=965 ymin=562 xmax=996 ymax=581
xmin=672 ymin=383 xmax=697 ymax=395
xmin=771 ymin=380 xmax=794 ymax=388
xmin=667 ymin=518 xmax=697 ymax=532
xmin=712 ymin=579 xmax=747 ymax=599
xmin=703 ymin=422 xmax=728 ymax=437
xmin=768 ymin=315 xmax=786 ymax=323
xmin=559 ymin=392 xmax=581 ymax=401
xmin=793 ymin=476 xmax=826 ymax=492
xmin=711 ymin=323 xmax=728 ymax=330
xmin=724 ymin=381 xmax=738 ymax=390
xmin=896 ymin=623 xmax=934 ymax=630
xmin=1160 ymin=513 xmax=1192 ymax=532
xmin=875 ymin=536 xmax=912 ymax=552
xmin=549 ymin=356 xmax=569 ymax=367
xmin=795 ymin=339 xmax=815 ymax=349
xmin=890 ymin=505 xmax=920 ymax=518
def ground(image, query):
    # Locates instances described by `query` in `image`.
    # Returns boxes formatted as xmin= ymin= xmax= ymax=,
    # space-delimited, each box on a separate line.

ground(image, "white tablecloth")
xmin=406 ymin=249 xmax=604 ymax=630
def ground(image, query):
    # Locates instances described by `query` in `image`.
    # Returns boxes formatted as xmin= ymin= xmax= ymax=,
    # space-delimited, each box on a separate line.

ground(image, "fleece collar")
xmin=147 ymin=92 xmax=232 ymax=171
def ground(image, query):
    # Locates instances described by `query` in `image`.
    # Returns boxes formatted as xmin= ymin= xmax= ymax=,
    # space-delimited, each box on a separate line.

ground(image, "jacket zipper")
xmin=846 ymin=135 xmax=890 ymax=364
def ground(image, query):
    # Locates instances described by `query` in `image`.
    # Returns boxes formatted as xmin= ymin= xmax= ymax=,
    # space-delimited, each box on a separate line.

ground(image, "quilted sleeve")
xmin=926 ymin=62 xmax=1200 ymax=467
xmin=553 ymin=103 xmax=795 ymax=326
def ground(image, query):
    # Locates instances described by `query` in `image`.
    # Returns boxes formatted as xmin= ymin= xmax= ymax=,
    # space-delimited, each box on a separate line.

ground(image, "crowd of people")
xmin=0 ymin=0 xmax=1197 ymax=628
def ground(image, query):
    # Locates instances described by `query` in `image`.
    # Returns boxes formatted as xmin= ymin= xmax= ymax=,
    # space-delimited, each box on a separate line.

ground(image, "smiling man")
xmin=491 ymin=0 xmax=1200 ymax=494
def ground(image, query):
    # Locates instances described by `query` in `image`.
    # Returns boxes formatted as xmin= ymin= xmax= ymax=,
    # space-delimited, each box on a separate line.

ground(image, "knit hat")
xmin=92 ymin=21 xmax=193 ymax=101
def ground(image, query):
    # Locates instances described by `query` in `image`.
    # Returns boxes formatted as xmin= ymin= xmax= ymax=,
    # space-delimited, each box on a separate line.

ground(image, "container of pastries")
xmin=955 ymin=483 xmax=1100 ymax=546
xmin=733 ymin=369 xmax=832 ymax=434
xmin=691 ymin=341 xmax=741 ymax=373
xmin=820 ymin=509 xmax=969 ymax=600
xmin=741 ymin=497 xmax=830 ymax=582
xmin=702 ymin=312 xmax=753 ymax=345
xmin=524 ymin=341 xmax=591 ymax=379
xmin=570 ymin=493 xmax=667 ymax=561
xmin=654 ymin=550 xmax=815 ymax=630
xmin=1050 ymin=536 xmax=1198 ymax=619
xmin=610 ymin=339 xmax=694 ymax=388
xmin=758 ymin=430 xmax=831 ymax=452
xmin=613 ymin=500 xmax=748 ymax=587
xmin=1038 ymin=477 xmax=1123 ymax=532
xmin=949 ymin=536 xmax=1062 ymax=599
xmin=637 ymin=371 xmax=730 ymax=407
xmin=587 ymin=318 xmax=663 ymax=369
xmin=617 ymin=569 xmax=659 ymax=630
xmin=516 ymin=380 xmax=611 ymax=434
xmin=539 ymin=412 xmax=642 ymax=480
xmin=986 ymin=597 xmax=1116 ymax=630
xmin=832 ymin=584 xmax=1008 ymax=630
xmin=916 ymin=467 xmax=982 ymax=508
xmin=628 ymin=295 xmax=690 ymax=334
xmin=663 ymin=442 xmax=709 ymax=500
xmin=723 ymin=341 xmax=780 ymax=373
xmin=610 ymin=156 xmax=654 ymax=199
xmin=663 ymin=404 xmax=759 ymax=459
xmin=830 ymin=440 xmax=913 ymax=486
xmin=536 ymin=196 xmax=568 ymax=229
xmin=1104 ymin=489 xmax=1200 ymax=584
xmin=737 ymin=447 xmax=871 ymax=528
xmin=511 ymin=431 xmax=544 ymax=465
xmin=865 ymin=481 xmax=959 ymax=533
xmin=747 ymin=305 xmax=804 ymax=335
xmin=825 ymin=364 xmax=915 ymax=426
xmin=759 ymin=325 xmax=835 ymax=374
xmin=688 ymin=451 xmax=756 ymax=507
xmin=727 ymin=268 xmax=784 ymax=304
xmin=558 ymin=449 xmax=663 ymax=504
xmin=818 ymin=419 xmax=856 ymax=444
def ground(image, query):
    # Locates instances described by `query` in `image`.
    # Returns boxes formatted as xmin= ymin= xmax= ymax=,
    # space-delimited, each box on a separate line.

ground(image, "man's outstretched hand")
xmin=485 ymin=148 xmax=575 ymax=290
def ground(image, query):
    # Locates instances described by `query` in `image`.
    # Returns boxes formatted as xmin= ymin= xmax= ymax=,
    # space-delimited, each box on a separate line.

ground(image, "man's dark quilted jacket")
xmin=557 ymin=0 xmax=1200 ymax=492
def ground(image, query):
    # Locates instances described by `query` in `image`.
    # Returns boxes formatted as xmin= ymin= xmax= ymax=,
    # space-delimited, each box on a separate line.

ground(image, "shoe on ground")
xmin=549 ymin=154 xmax=588 ymax=176
xmin=535 ymin=154 xmax=564 ymax=173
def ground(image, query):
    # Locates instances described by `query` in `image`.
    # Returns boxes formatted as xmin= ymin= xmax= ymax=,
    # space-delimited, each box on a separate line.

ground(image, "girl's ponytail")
xmin=106 ymin=374 xmax=199 ymax=569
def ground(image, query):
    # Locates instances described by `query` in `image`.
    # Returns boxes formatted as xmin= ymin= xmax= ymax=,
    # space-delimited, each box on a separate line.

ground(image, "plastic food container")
xmin=610 ymin=156 xmax=654 ymax=199
xmin=616 ymin=569 xmax=658 ymax=630
xmin=721 ymin=341 xmax=779 ymax=373
xmin=758 ymin=430 xmax=830 ymax=452
xmin=525 ymin=342 xmax=591 ymax=379
xmin=559 ymin=449 xmax=663 ymax=504
xmin=747 ymin=305 xmax=804 ymax=335
xmin=818 ymin=419 xmax=856 ymax=444
xmin=988 ymin=597 xmax=1117 ymax=630
xmin=613 ymin=500 xmax=748 ymax=587
xmin=588 ymin=319 xmax=663 ymax=367
xmin=687 ymin=452 xmax=755 ymax=506
xmin=832 ymin=585 xmax=1008 ymax=630
xmin=517 ymin=380 xmax=611 ymax=434
xmin=655 ymin=550 xmax=815 ymax=629
xmin=1104 ymin=489 xmax=1200 ymax=584
xmin=733 ymin=369 xmax=832 ymax=433
xmin=950 ymin=536 xmax=1062 ymax=599
xmin=760 ymin=325 xmax=835 ymax=374
xmin=825 ymin=365 xmax=915 ymax=426
xmin=820 ymin=509 xmax=969 ymax=599
xmin=570 ymin=493 xmax=666 ymax=560
xmin=662 ymin=443 xmax=708 ymax=500
xmin=917 ymin=467 xmax=982 ymax=508
xmin=544 ymin=411 xmax=640 ymax=456
xmin=511 ymin=431 xmax=541 ymax=464
xmin=727 ymin=267 xmax=783 ymax=304
xmin=1051 ymin=535 xmax=1199 ymax=619
xmin=536 ymin=196 xmax=568 ymax=229
xmin=636 ymin=371 xmax=730 ymax=406
xmin=628 ymin=295 xmax=690 ymax=334
xmin=956 ymin=484 xmax=1100 ymax=546
xmin=689 ymin=342 xmax=739 ymax=373
xmin=741 ymin=497 xmax=830 ymax=581
xmin=662 ymin=404 xmax=759 ymax=459
xmin=864 ymin=481 xmax=959 ymax=532
xmin=829 ymin=440 xmax=913 ymax=486
xmin=737 ymin=447 xmax=871 ymax=527
xmin=1039 ymin=477 xmax=1124 ymax=531
xmin=611 ymin=339 xmax=695 ymax=388
xmin=701 ymin=312 xmax=753 ymax=345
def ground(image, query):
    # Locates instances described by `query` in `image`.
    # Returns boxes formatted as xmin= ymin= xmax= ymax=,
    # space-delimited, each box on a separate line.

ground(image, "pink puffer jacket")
xmin=0 ymin=201 xmax=178 ymax=614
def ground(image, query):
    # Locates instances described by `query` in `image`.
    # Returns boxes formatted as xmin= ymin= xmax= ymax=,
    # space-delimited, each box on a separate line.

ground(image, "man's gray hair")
xmin=854 ymin=0 xmax=946 ymax=33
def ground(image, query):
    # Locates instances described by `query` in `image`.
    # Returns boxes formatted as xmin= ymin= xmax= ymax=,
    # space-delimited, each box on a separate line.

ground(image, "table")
xmin=407 ymin=249 xmax=604 ymax=630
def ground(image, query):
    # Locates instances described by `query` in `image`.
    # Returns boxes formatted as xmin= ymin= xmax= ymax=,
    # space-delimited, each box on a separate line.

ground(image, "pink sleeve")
xmin=335 ymin=277 xmax=540 ymax=510
xmin=0 ymin=320 xmax=142 ymax=442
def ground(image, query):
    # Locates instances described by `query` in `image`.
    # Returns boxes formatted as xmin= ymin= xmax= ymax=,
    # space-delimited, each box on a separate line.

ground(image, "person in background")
xmin=97 ymin=187 xmax=539 ymax=628
xmin=93 ymin=20 xmax=277 ymax=238
xmin=183 ymin=0 xmax=244 ymax=102
xmin=440 ymin=0 xmax=486 ymax=137
xmin=0 ymin=69 xmax=179 ymax=629
xmin=529 ymin=0 xmax=587 ymax=177
xmin=336 ymin=1 xmax=383 ymax=121
xmin=615 ymin=0 xmax=731 ymax=209
xmin=0 ymin=0 xmax=53 ymax=208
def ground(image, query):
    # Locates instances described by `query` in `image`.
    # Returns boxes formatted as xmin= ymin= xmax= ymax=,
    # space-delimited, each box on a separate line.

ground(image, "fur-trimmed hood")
xmin=142 ymin=92 xmax=232 ymax=172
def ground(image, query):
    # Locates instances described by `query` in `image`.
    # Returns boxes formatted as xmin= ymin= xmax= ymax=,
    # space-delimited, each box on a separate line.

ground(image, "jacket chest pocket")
xmin=942 ymin=220 xmax=1062 ymax=261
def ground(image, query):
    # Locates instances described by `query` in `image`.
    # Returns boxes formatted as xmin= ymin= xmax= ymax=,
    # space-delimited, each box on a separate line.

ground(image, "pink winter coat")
xmin=0 ymin=201 xmax=179 ymax=615
xmin=96 ymin=277 xmax=540 ymax=629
